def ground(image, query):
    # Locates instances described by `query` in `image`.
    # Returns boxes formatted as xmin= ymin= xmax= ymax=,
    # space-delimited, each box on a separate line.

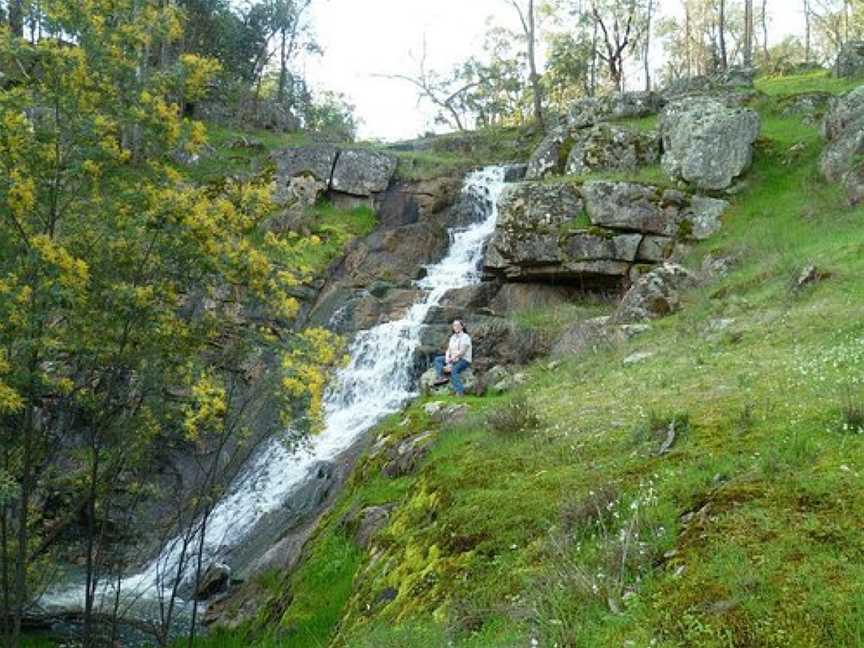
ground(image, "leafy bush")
xmin=486 ymin=394 xmax=542 ymax=437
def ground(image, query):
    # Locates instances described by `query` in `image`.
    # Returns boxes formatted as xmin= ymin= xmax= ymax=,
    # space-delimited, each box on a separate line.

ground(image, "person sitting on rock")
xmin=433 ymin=319 xmax=472 ymax=396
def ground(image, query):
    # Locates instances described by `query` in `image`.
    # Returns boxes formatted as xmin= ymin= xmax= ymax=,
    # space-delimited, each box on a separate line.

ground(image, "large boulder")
xmin=331 ymin=149 xmax=398 ymax=196
xmin=836 ymin=41 xmax=864 ymax=78
xmin=525 ymin=127 xmax=572 ymax=179
xmin=613 ymin=263 xmax=698 ymax=323
xmin=271 ymin=145 xmax=339 ymax=206
xmin=660 ymin=97 xmax=760 ymax=190
xmin=565 ymin=124 xmax=660 ymax=176
xmin=270 ymin=146 xmax=397 ymax=205
xmin=581 ymin=182 xmax=728 ymax=240
xmin=820 ymin=85 xmax=864 ymax=204
xmin=484 ymin=181 xmax=585 ymax=275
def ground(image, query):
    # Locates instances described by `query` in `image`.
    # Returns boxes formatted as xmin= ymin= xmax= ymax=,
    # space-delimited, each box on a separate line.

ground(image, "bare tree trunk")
xmin=277 ymin=25 xmax=287 ymax=104
xmin=719 ymin=0 xmax=728 ymax=70
xmin=762 ymin=0 xmax=770 ymax=61
xmin=804 ymin=0 xmax=811 ymax=62
xmin=508 ymin=0 xmax=544 ymax=127
xmin=8 ymin=0 xmax=22 ymax=37
xmin=1 ymin=447 xmax=10 ymax=648
xmin=685 ymin=1 xmax=692 ymax=77
xmin=644 ymin=0 xmax=655 ymax=91
xmin=590 ymin=19 xmax=599 ymax=96
xmin=744 ymin=0 xmax=754 ymax=66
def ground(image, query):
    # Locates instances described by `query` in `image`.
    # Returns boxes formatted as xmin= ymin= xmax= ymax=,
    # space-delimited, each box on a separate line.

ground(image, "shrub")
xmin=486 ymin=394 xmax=542 ymax=437
xmin=840 ymin=389 xmax=864 ymax=434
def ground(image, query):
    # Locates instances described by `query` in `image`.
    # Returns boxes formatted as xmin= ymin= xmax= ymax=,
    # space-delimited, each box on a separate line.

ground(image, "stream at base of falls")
xmin=36 ymin=165 xmax=509 ymax=642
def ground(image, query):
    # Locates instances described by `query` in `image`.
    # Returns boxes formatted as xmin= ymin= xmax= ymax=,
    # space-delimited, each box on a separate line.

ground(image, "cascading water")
xmin=40 ymin=165 xmax=508 ymax=618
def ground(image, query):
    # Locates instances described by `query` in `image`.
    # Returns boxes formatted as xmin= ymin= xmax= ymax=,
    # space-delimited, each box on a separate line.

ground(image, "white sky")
xmin=304 ymin=0 xmax=807 ymax=141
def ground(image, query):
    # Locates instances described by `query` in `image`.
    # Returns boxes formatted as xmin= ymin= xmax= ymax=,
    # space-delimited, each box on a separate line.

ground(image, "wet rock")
xmin=613 ymin=263 xmax=698 ymax=323
xmin=836 ymin=40 xmax=864 ymax=78
xmin=339 ymin=222 xmax=449 ymax=287
xmin=504 ymin=163 xmax=528 ymax=182
xmin=194 ymin=563 xmax=231 ymax=601
xmin=821 ymin=85 xmax=864 ymax=204
xmin=565 ymin=124 xmax=660 ymax=176
xmin=382 ymin=430 xmax=436 ymax=477
xmin=331 ymin=149 xmax=397 ymax=196
xmin=660 ymin=97 xmax=760 ymax=190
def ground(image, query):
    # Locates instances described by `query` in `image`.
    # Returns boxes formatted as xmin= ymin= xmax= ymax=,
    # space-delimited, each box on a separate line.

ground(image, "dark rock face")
xmin=566 ymin=124 xmax=660 ymax=176
xmin=483 ymin=180 xmax=727 ymax=288
xmin=660 ymin=97 xmax=760 ymax=190
xmin=194 ymin=563 xmax=231 ymax=601
xmin=836 ymin=41 xmax=864 ymax=78
xmin=821 ymin=85 xmax=864 ymax=204
xmin=302 ymin=171 xmax=469 ymax=330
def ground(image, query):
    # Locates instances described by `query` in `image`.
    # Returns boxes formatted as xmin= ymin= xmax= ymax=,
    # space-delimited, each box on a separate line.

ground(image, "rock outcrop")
xmin=778 ymin=92 xmax=833 ymax=125
xmin=565 ymin=124 xmax=660 ymax=176
xmin=483 ymin=179 xmax=728 ymax=287
xmin=836 ymin=41 xmax=864 ymax=78
xmin=271 ymin=145 xmax=397 ymax=209
xmin=613 ymin=263 xmax=698 ymax=323
xmin=660 ymin=97 xmax=760 ymax=190
xmin=820 ymin=85 xmax=864 ymax=204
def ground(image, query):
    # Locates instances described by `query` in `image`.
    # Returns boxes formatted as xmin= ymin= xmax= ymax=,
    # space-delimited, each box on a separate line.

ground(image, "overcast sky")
xmin=304 ymin=0 xmax=807 ymax=141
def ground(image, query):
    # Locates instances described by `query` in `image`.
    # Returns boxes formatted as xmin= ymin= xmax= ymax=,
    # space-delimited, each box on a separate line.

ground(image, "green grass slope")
xmin=200 ymin=71 xmax=864 ymax=648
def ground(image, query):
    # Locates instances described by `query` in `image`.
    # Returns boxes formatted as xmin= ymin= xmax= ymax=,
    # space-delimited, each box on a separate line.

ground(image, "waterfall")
xmin=40 ymin=165 xmax=508 ymax=615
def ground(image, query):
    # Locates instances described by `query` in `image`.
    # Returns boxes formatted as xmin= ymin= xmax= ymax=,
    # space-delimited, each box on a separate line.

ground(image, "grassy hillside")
xmin=195 ymin=71 xmax=864 ymax=648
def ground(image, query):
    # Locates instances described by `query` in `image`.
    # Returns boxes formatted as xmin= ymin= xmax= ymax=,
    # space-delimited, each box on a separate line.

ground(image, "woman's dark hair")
xmin=452 ymin=318 xmax=468 ymax=334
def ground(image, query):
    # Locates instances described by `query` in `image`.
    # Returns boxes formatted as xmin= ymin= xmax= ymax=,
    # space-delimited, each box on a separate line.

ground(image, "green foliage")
xmin=278 ymin=531 xmax=362 ymax=645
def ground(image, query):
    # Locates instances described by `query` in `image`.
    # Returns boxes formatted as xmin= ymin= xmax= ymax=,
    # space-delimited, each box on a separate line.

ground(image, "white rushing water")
xmin=42 ymin=165 xmax=508 ymax=612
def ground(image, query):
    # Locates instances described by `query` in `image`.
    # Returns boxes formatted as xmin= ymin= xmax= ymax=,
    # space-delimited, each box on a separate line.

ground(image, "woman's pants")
xmin=434 ymin=355 xmax=471 ymax=395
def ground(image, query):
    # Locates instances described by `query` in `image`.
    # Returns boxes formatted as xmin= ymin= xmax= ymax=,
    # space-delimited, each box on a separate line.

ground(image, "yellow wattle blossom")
xmin=281 ymin=328 xmax=344 ymax=423
xmin=183 ymin=373 xmax=227 ymax=443
xmin=31 ymin=234 xmax=90 ymax=290
xmin=8 ymin=169 xmax=36 ymax=217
